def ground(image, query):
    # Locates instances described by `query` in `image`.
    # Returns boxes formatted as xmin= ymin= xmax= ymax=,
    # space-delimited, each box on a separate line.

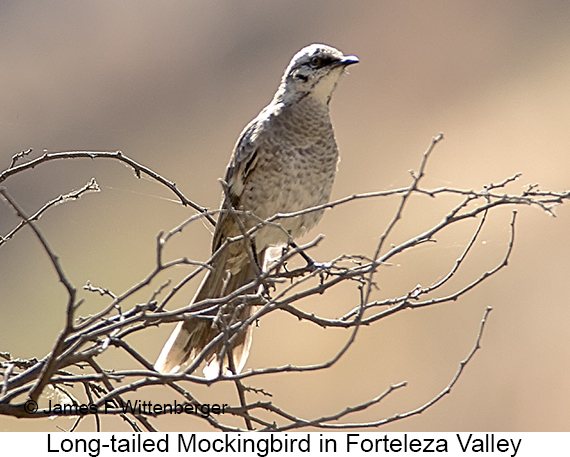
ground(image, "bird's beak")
xmin=339 ymin=55 xmax=359 ymax=66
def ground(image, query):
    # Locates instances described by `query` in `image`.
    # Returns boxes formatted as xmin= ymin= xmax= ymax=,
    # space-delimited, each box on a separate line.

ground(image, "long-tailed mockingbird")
xmin=155 ymin=43 xmax=358 ymax=378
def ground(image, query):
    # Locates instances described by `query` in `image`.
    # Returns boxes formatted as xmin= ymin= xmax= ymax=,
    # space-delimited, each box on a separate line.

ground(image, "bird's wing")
xmin=212 ymin=116 xmax=265 ymax=252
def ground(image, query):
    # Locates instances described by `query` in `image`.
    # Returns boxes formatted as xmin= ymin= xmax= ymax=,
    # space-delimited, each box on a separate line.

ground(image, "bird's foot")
xmin=293 ymin=244 xmax=331 ymax=271
xmin=310 ymin=261 xmax=332 ymax=270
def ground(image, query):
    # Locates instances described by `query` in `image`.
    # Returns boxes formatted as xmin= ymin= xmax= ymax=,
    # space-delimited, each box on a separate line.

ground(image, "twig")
xmin=0 ymin=150 xmax=215 ymax=226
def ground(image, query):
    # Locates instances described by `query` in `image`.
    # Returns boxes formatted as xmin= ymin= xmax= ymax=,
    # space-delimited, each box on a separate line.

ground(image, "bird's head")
xmin=275 ymin=44 xmax=358 ymax=105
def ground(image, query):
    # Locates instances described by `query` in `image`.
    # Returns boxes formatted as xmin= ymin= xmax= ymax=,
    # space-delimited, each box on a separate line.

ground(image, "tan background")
xmin=1 ymin=1 xmax=569 ymax=432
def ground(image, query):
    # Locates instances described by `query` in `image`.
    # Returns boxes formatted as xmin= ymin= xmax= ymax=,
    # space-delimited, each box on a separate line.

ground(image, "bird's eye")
xmin=310 ymin=56 xmax=322 ymax=67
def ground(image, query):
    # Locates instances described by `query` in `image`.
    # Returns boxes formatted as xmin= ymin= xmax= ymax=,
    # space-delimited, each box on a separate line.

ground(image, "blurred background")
xmin=1 ymin=0 xmax=569 ymax=432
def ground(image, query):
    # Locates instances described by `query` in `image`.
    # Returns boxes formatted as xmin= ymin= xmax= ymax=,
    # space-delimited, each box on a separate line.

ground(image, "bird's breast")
xmin=241 ymin=135 xmax=338 ymax=248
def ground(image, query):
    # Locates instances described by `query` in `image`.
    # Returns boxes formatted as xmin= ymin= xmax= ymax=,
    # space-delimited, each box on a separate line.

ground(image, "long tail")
xmin=154 ymin=248 xmax=260 ymax=379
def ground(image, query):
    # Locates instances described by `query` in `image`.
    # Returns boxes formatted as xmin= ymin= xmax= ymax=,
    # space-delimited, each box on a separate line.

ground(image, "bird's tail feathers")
xmin=154 ymin=248 xmax=260 ymax=379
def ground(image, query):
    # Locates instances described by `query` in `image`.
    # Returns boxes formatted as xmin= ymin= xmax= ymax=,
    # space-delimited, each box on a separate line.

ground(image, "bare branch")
xmin=1 ymin=178 xmax=100 ymax=248
xmin=0 ymin=188 xmax=78 ymax=403
xmin=1 ymin=135 xmax=567 ymax=431
xmin=0 ymin=149 xmax=215 ymax=226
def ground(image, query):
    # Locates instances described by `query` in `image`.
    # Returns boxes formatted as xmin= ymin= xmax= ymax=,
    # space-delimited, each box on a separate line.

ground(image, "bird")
xmin=154 ymin=43 xmax=358 ymax=379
